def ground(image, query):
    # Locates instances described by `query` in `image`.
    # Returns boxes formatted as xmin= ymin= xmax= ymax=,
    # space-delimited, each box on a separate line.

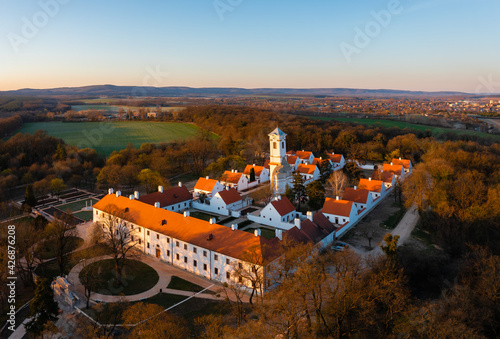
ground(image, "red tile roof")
xmin=300 ymin=219 xmax=329 ymax=243
xmin=358 ymin=179 xmax=384 ymax=192
xmin=380 ymin=171 xmax=395 ymax=183
xmin=93 ymin=194 xmax=278 ymax=264
xmin=296 ymin=164 xmax=317 ymax=175
xmin=217 ymin=188 xmax=242 ymax=205
xmin=313 ymin=213 xmax=338 ymax=234
xmin=284 ymin=227 xmax=313 ymax=244
xmin=263 ymin=159 xmax=270 ymax=170
xmin=327 ymin=153 xmax=343 ymax=163
xmin=138 ymin=186 xmax=192 ymax=208
xmin=322 ymin=198 xmax=354 ymax=217
xmin=312 ymin=158 xmax=329 ymax=166
xmin=243 ymin=165 xmax=264 ymax=177
xmin=392 ymin=158 xmax=411 ymax=169
xmin=221 ymin=171 xmax=244 ymax=184
xmin=383 ymin=163 xmax=403 ymax=176
xmin=342 ymin=187 xmax=370 ymax=204
xmin=296 ymin=151 xmax=313 ymax=160
xmin=194 ymin=178 xmax=219 ymax=192
xmin=270 ymin=196 xmax=296 ymax=216
xmin=287 ymin=156 xmax=298 ymax=165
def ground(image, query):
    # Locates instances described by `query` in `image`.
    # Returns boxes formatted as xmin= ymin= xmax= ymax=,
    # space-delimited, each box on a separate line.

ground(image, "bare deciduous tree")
xmin=326 ymin=171 xmax=348 ymax=198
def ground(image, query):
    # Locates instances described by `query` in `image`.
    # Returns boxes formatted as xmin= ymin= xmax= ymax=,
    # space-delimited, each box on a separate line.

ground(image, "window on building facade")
xmin=273 ymin=142 xmax=277 ymax=149
xmin=176 ymin=241 xmax=179 ymax=247
xmin=226 ymin=272 xmax=230 ymax=279
xmin=203 ymin=250 xmax=207 ymax=257
xmin=147 ymin=230 xmax=150 ymax=236
xmin=214 ymin=268 xmax=219 ymax=275
xmin=226 ymin=259 xmax=230 ymax=265
xmin=238 ymin=263 xmax=243 ymax=269
xmin=193 ymin=247 xmax=197 ymax=254
xmin=203 ymin=264 xmax=207 ymax=271
xmin=184 ymin=256 xmax=187 ymax=263
xmin=147 ymin=242 xmax=150 ymax=249
xmin=167 ymin=250 xmax=170 ymax=256
xmin=239 ymin=277 xmax=243 ymax=283
xmin=176 ymin=253 xmax=179 ymax=260
xmin=139 ymin=239 xmax=141 ymax=245
xmin=214 ymin=254 xmax=218 ymax=261
xmin=193 ymin=260 xmax=197 ymax=267
xmin=184 ymin=244 xmax=187 ymax=250
xmin=156 ymin=234 xmax=159 ymax=239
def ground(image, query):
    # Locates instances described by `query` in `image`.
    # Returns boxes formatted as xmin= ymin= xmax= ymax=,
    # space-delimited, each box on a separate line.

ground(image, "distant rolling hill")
xmin=0 ymin=85 xmax=472 ymax=98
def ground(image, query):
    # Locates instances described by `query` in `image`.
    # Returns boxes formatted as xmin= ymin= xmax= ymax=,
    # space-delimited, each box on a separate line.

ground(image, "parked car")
xmin=332 ymin=241 xmax=349 ymax=251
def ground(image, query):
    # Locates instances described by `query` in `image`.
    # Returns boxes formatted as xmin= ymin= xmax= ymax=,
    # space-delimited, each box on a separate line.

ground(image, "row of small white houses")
xmin=92 ymin=157 xmax=411 ymax=291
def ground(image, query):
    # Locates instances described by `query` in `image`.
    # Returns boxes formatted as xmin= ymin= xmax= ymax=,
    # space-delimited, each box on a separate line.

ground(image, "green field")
xmin=56 ymin=198 xmax=99 ymax=213
xmin=16 ymin=121 xmax=201 ymax=156
xmin=312 ymin=117 xmax=500 ymax=142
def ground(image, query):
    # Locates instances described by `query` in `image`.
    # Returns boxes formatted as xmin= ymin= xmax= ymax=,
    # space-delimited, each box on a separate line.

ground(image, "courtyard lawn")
xmin=79 ymin=259 xmax=159 ymax=296
xmin=55 ymin=198 xmax=99 ymax=213
xmin=167 ymin=276 xmax=215 ymax=294
xmin=15 ymin=121 xmax=202 ymax=156
xmin=73 ymin=210 xmax=94 ymax=221
xmin=244 ymin=227 xmax=276 ymax=240
xmin=189 ymin=211 xmax=218 ymax=222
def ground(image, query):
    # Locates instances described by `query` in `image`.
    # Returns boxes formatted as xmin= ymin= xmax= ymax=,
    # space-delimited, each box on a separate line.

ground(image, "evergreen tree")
xmin=25 ymin=278 xmax=59 ymax=337
xmin=305 ymin=181 xmax=325 ymax=211
xmin=250 ymin=167 xmax=256 ymax=182
xmin=292 ymin=173 xmax=307 ymax=210
xmin=24 ymin=184 xmax=37 ymax=207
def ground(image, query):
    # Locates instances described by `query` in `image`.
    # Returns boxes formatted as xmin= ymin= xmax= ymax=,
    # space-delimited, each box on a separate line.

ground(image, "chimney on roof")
xmin=307 ymin=211 xmax=313 ymax=222
xmin=275 ymin=196 xmax=279 ymax=201
xmin=183 ymin=211 xmax=190 ymax=217
xmin=134 ymin=191 xmax=139 ymax=199
xmin=231 ymin=223 xmax=238 ymax=231
xmin=320 ymin=157 xmax=322 ymax=160
xmin=108 ymin=188 xmax=114 ymax=195
xmin=369 ymin=177 xmax=372 ymax=181
xmin=336 ymin=196 xmax=340 ymax=201
xmin=399 ymin=157 xmax=402 ymax=160
xmin=332 ymin=152 xmax=335 ymax=155
xmin=178 ymin=182 xmax=182 ymax=187
xmin=154 ymin=202 xmax=160 ymax=208
xmin=302 ymin=149 xmax=304 ymax=152
xmin=253 ymin=164 xmax=255 ymax=167
xmin=226 ymin=186 xmax=229 ymax=191
xmin=209 ymin=217 xmax=216 ymax=224
xmin=205 ymin=176 xmax=209 ymax=180
xmin=354 ymin=186 xmax=357 ymax=190
xmin=275 ymin=229 xmax=282 ymax=241
xmin=254 ymin=229 xmax=261 ymax=237
xmin=158 ymin=186 xmax=163 ymax=193
xmin=294 ymin=218 xmax=301 ymax=229
xmin=116 ymin=191 xmax=121 ymax=197
xmin=390 ymin=162 xmax=393 ymax=166
xmin=129 ymin=195 xmax=134 ymax=200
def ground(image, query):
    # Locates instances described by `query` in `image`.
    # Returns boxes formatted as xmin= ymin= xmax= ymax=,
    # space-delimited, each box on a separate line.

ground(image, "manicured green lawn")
xmin=37 ymin=236 xmax=84 ymax=260
xmin=15 ymin=121 xmax=201 ymax=156
xmin=244 ymin=227 xmax=276 ymax=240
xmin=73 ymin=210 xmax=94 ymax=221
xmin=190 ymin=211 xmax=218 ymax=222
xmin=79 ymin=259 xmax=159 ymax=296
xmin=167 ymin=276 xmax=215 ymax=294
xmin=55 ymin=198 xmax=99 ymax=213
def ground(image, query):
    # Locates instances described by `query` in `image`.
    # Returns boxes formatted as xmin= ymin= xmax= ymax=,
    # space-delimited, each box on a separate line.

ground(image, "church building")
xmin=268 ymin=128 xmax=293 ymax=195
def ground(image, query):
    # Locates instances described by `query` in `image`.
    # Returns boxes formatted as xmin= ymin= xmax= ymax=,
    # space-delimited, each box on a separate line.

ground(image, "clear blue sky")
xmin=0 ymin=0 xmax=498 ymax=92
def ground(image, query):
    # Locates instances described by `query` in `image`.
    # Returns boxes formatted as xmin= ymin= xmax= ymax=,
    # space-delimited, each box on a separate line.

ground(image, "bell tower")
xmin=269 ymin=127 xmax=287 ymax=165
